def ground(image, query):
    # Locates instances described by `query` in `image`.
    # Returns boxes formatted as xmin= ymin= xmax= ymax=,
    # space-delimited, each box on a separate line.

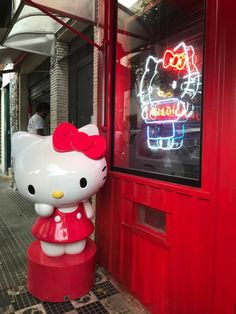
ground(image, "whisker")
xmin=102 ymin=166 xmax=107 ymax=172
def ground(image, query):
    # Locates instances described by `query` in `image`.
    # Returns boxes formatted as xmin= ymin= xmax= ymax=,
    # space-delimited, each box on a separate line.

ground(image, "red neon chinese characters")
xmin=144 ymin=103 xmax=186 ymax=122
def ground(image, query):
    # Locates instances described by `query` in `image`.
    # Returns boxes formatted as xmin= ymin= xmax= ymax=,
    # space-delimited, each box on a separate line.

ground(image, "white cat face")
xmin=139 ymin=42 xmax=201 ymax=109
xmin=12 ymin=124 xmax=107 ymax=207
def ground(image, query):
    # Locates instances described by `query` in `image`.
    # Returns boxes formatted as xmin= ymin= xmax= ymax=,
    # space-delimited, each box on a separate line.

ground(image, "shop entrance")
xmin=5 ymin=85 xmax=11 ymax=170
xmin=69 ymin=27 xmax=94 ymax=128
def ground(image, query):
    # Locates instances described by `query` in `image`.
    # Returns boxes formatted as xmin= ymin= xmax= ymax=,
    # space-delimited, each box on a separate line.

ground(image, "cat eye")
xmin=80 ymin=178 xmax=87 ymax=188
xmin=28 ymin=185 xmax=35 ymax=195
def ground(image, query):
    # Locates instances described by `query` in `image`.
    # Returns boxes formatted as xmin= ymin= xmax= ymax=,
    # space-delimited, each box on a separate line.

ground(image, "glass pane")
xmin=35 ymin=0 xmax=96 ymax=22
xmin=3 ymin=0 xmax=97 ymax=57
xmin=3 ymin=5 xmax=66 ymax=56
xmin=5 ymin=33 xmax=55 ymax=56
xmin=113 ymin=0 xmax=204 ymax=184
xmin=137 ymin=205 xmax=166 ymax=234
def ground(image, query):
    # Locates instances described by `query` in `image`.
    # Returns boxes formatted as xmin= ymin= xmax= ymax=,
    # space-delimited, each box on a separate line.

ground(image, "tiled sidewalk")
xmin=0 ymin=176 xmax=149 ymax=314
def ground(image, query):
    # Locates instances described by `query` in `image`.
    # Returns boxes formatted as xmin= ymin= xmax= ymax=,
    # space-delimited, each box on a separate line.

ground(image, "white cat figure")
xmin=12 ymin=122 xmax=107 ymax=257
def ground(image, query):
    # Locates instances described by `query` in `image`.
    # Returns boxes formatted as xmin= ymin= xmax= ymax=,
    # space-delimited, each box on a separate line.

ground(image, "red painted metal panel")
xmin=168 ymin=194 xmax=214 ymax=314
xmin=95 ymin=177 xmax=112 ymax=268
xmin=96 ymin=0 xmax=236 ymax=313
xmin=205 ymin=1 xmax=236 ymax=313
xmin=97 ymin=174 xmax=214 ymax=313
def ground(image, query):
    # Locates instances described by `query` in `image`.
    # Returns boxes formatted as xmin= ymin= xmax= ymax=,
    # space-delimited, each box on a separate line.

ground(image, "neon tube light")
xmin=147 ymin=124 xmax=185 ymax=150
xmin=138 ymin=42 xmax=201 ymax=151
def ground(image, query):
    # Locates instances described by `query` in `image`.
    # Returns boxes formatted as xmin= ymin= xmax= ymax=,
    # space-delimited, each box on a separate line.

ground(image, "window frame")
xmin=110 ymin=1 xmax=206 ymax=188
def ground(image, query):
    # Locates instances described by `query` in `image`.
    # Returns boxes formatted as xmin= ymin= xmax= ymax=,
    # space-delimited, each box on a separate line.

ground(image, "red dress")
xmin=32 ymin=203 xmax=94 ymax=243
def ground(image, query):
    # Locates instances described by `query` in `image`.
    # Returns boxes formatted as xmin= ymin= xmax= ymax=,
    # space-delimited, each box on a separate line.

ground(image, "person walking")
xmin=27 ymin=102 xmax=49 ymax=135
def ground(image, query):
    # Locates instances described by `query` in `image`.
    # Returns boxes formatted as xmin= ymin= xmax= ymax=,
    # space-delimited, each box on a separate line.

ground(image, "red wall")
xmin=96 ymin=1 xmax=236 ymax=313
xmin=96 ymin=174 xmax=216 ymax=314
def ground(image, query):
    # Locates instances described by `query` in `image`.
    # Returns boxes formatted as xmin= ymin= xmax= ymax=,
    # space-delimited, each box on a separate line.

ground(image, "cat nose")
xmin=52 ymin=191 xmax=64 ymax=199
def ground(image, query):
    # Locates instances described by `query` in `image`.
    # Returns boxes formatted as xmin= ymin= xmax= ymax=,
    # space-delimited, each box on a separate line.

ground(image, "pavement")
xmin=0 ymin=175 xmax=149 ymax=314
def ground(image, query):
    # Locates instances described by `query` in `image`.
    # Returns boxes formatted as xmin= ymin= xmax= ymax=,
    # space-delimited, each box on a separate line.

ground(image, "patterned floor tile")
xmin=93 ymin=281 xmax=120 ymax=300
xmin=101 ymin=293 xmax=149 ymax=314
xmin=14 ymin=303 xmax=46 ymax=314
xmin=0 ymin=290 xmax=12 ymax=308
xmin=71 ymin=291 xmax=97 ymax=308
xmin=12 ymin=292 xmax=41 ymax=311
xmin=95 ymin=268 xmax=109 ymax=285
xmin=42 ymin=301 xmax=74 ymax=314
xmin=77 ymin=301 xmax=109 ymax=314
xmin=0 ymin=290 xmax=14 ymax=314
xmin=0 ymin=176 xmax=149 ymax=314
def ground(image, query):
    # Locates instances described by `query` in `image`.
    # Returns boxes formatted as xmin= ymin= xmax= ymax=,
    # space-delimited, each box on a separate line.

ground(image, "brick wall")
xmin=9 ymin=75 xmax=19 ymax=135
xmin=92 ymin=27 xmax=99 ymax=125
xmin=19 ymin=74 xmax=28 ymax=131
xmin=50 ymin=42 xmax=69 ymax=133
xmin=0 ymin=96 xmax=1 ymax=165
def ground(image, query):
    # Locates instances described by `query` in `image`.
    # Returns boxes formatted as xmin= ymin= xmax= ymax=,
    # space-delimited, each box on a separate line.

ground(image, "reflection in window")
xmin=113 ymin=0 xmax=204 ymax=185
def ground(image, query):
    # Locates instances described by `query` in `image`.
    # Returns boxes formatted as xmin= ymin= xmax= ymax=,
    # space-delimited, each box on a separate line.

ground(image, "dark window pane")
xmin=113 ymin=0 xmax=204 ymax=185
xmin=137 ymin=205 xmax=166 ymax=234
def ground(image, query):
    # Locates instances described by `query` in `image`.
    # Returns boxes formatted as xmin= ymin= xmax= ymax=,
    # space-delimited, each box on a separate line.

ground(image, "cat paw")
xmin=83 ymin=200 xmax=94 ymax=219
xmin=35 ymin=203 xmax=54 ymax=217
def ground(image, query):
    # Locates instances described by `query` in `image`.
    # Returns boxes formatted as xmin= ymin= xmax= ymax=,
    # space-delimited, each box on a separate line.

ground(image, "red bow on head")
xmin=52 ymin=122 xmax=106 ymax=160
xmin=163 ymin=49 xmax=187 ymax=70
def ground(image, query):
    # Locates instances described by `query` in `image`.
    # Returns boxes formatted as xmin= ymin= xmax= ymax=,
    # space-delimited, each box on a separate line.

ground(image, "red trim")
xmin=14 ymin=52 xmax=28 ymax=67
xmin=24 ymin=0 xmax=103 ymax=51
xmin=110 ymin=171 xmax=211 ymax=200
xmin=103 ymin=0 xmax=117 ymax=166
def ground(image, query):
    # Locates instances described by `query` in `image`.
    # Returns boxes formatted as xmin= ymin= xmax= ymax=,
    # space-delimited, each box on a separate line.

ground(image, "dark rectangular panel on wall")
xmin=28 ymin=59 xmax=50 ymax=104
xmin=69 ymin=26 xmax=94 ymax=128
xmin=0 ymin=1 xmax=11 ymax=27
xmin=29 ymin=77 xmax=50 ymax=101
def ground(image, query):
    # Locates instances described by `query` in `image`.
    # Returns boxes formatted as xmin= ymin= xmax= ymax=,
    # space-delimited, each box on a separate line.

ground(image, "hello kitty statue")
xmin=12 ymin=122 xmax=107 ymax=302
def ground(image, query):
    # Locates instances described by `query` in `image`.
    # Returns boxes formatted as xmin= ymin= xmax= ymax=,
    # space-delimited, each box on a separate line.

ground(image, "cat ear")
xmin=145 ymin=56 xmax=158 ymax=71
xmin=79 ymin=124 xmax=99 ymax=136
xmin=12 ymin=132 xmax=42 ymax=156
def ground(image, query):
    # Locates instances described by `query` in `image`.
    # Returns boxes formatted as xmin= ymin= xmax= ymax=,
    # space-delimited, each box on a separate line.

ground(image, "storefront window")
xmin=112 ymin=0 xmax=205 ymax=186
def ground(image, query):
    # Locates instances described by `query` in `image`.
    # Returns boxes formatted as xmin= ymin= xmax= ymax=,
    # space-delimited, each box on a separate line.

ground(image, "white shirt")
xmin=27 ymin=113 xmax=45 ymax=134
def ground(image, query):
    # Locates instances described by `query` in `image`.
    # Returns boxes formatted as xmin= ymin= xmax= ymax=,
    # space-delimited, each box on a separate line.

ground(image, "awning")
xmin=1 ymin=0 xmax=98 ymax=57
xmin=0 ymin=46 xmax=24 ymax=72
xmin=1 ymin=0 xmax=156 ymax=59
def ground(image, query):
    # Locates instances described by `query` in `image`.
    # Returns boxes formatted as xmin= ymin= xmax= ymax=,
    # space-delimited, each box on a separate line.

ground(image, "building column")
xmin=92 ymin=27 xmax=99 ymax=125
xmin=50 ymin=41 xmax=69 ymax=133
xmin=9 ymin=74 xmax=19 ymax=135
xmin=19 ymin=74 xmax=29 ymax=131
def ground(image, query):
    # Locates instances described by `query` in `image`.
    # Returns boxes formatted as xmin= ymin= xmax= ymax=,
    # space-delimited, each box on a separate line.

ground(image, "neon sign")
xmin=147 ymin=124 xmax=185 ymax=150
xmin=141 ymin=99 xmax=193 ymax=123
xmin=138 ymin=42 xmax=201 ymax=151
xmin=163 ymin=50 xmax=187 ymax=70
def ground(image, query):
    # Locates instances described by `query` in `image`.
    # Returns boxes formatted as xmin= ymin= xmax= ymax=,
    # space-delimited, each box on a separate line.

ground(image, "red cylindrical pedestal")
xmin=27 ymin=239 xmax=97 ymax=302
